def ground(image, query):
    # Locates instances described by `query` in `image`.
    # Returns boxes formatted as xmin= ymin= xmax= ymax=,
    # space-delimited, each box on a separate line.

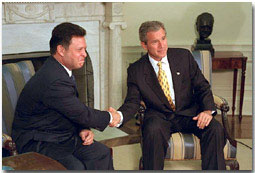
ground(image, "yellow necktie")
xmin=157 ymin=61 xmax=175 ymax=111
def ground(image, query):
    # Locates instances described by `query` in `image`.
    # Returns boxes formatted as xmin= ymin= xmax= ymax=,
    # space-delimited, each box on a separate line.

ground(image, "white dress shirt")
xmin=148 ymin=55 xmax=176 ymax=104
xmin=60 ymin=63 xmax=72 ymax=77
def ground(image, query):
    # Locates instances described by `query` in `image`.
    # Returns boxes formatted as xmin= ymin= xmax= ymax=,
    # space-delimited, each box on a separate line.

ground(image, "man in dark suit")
xmin=11 ymin=22 xmax=120 ymax=170
xmin=110 ymin=21 xmax=226 ymax=170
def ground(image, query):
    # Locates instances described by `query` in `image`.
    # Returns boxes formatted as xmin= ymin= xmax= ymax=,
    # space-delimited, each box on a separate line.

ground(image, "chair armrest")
xmin=213 ymin=95 xmax=229 ymax=112
xmin=213 ymin=95 xmax=229 ymax=130
xmin=138 ymin=101 xmax=146 ymax=127
xmin=213 ymin=95 xmax=237 ymax=147
xmin=2 ymin=133 xmax=18 ymax=156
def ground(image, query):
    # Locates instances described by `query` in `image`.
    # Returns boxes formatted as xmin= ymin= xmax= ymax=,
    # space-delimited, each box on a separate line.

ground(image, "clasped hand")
xmin=79 ymin=129 xmax=94 ymax=145
xmin=108 ymin=107 xmax=121 ymax=127
xmin=192 ymin=110 xmax=213 ymax=129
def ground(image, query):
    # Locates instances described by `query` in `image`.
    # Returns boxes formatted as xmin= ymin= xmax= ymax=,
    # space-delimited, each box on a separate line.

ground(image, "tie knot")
xmin=157 ymin=61 xmax=162 ymax=68
xmin=70 ymin=75 xmax=76 ymax=82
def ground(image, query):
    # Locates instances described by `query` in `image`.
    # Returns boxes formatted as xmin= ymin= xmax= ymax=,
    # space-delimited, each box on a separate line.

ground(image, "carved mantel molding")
xmin=103 ymin=21 xmax=127 ymax=30
xmin=2 ymin=2 xmax=106 ymax=24
xmin=3 ymin=3 xmax=55 ymax=23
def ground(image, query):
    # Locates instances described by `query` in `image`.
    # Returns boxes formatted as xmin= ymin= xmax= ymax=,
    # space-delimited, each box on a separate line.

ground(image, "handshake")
xmin=108 ymin=107 xmax=121 ymax=127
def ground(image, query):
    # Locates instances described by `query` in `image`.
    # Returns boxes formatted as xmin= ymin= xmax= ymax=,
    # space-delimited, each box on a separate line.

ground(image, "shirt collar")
xmin=59 ymin=62 xmax=72 ymax=77
xmin=148 ymin=54 xmax=168 ymax=67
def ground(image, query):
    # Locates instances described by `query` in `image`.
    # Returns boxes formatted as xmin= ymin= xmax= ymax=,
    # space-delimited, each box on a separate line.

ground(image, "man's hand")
xmin=192 ymin=110 xmax=213 ymax=129
xmin=79 ymin=129 xmax=94 ymax=145
xmin=108 ymin=107 xmax=121 ymax=127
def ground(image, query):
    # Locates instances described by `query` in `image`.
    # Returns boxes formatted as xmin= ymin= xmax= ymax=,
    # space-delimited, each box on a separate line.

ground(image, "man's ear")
xmin=140 ymin=42 xmax=148 ymax=51
xmin=56 ymin=45 xmax=65 ymax=57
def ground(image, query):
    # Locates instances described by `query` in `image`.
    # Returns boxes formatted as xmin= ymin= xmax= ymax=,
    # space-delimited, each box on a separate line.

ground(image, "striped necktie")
xmin=157 ymin=61 xmax=175 ymax=111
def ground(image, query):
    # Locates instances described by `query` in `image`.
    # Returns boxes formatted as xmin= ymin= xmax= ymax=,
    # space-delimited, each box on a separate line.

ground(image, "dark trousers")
xmin=23 ymin=135 xmax=114 ymax=170
xmin=56 ymin=138 xmax=114 ymax=170
xmin=142 ymin=112 xmax=226 ymax=170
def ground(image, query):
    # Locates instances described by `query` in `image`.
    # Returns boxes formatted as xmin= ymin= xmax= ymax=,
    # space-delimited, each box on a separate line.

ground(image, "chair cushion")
xmin=165 ymin=132 xmax=236 ymax=161
xmin=2 ymin=60 xmax=35 ymax=136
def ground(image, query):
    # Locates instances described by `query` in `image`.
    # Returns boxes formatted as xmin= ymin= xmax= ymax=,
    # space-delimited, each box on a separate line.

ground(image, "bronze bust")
xmin=192 ymin=12 xmax=215 ymax=57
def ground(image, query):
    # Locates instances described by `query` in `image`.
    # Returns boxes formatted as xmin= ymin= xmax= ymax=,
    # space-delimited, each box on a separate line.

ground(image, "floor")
xmin=224 ymin=115 xmax=253 ymax=139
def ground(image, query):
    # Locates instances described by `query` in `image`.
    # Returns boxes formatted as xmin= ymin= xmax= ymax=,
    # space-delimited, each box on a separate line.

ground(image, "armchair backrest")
xmin=2 ymin=61 xmax=35 ymax=136
xmin=191 ymin=50 xmax=212 ymax=85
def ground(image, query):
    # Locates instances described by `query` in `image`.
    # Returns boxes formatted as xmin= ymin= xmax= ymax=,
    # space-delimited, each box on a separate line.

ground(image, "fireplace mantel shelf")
xmin=3 ymin=51 xmax=50 ymax=61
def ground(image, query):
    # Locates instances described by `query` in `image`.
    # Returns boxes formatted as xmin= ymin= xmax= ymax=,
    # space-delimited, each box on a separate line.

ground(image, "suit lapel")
xmin=143 ymin=54 xmax=172 ymax=109
xmin=70 ymin=76 xmax=79 ymax=97
xmin=167 ymin=49 xmax=182 ymax=110
xmin=50 ymin=57 xmax=79 ymax=97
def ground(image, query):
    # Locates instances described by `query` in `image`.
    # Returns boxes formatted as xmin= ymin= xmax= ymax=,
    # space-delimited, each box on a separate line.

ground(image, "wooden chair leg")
xmin=139 ymin=157 xmax=143 ymax=170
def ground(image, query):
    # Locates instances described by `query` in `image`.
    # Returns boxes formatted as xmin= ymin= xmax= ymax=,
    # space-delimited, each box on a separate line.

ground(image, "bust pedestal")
xmin=192 ymin=39 xmax=215 ymax=57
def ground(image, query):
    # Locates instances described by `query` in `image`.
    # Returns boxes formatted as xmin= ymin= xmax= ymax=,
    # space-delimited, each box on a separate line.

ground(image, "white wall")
xmin=121 ymin=2 xmax=252 ymax=116
xmin=121 ymin=2 xmax=252 ymax=46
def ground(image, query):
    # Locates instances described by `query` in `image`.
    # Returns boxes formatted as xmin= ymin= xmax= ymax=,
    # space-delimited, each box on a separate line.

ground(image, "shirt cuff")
xmin=108 ymin=111 xmax=123 ymax=127
xmin=108 ymin=112 xmax=113 ymax=123
xmin=116 ymin=111 xmax=123 ymax=127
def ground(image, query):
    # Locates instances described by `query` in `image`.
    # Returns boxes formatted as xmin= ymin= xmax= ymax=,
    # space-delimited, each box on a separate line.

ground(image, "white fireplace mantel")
xmin=2 ymin=2 xmax=126 ymax=110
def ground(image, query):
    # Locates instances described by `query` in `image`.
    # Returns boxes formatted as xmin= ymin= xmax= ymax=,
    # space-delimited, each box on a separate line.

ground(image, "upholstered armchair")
xmin=2 ymin=52 xmax=97 ymax=170
xmin=2 ymin=59 xmax=67 ymax=170
xmin=138 ymin=50 xmax=239 ymax=170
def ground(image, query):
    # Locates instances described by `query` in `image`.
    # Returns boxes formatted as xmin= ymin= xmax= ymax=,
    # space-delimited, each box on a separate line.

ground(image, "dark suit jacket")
xmin=12 ymin=56 xmax=110 ymax=154
xmin=119 ymin=48 xmax=215 ymax=124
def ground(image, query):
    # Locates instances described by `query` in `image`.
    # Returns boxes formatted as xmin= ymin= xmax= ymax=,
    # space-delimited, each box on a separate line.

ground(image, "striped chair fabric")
xmin=162 ymin=50 xmax=236 ymax=161
xmin=192 ymin=50 xmax=212 ymax=84
xmin=2 ymin=60 xmax=35 ymax=136
xmin=165 ymin=132 xmax=236 ymax=160
xmin=192 ymin=50 xmax=229 ymax=111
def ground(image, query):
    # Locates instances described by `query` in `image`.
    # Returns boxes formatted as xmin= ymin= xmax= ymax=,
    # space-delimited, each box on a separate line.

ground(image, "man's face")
xmin=61 ymin=36 xmax=87 ymax=70
xmin=141 ymin=27 xmax=168 ymax=61
xmin=198 ymin=25 xmax=212 ymax=39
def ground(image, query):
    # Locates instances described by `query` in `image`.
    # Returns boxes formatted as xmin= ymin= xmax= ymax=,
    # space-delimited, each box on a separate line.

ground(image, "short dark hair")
xmin=139 ymin=21 xmax=166 ymax=44
xmin=49 ymin=22 xmax=86 ymax=55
